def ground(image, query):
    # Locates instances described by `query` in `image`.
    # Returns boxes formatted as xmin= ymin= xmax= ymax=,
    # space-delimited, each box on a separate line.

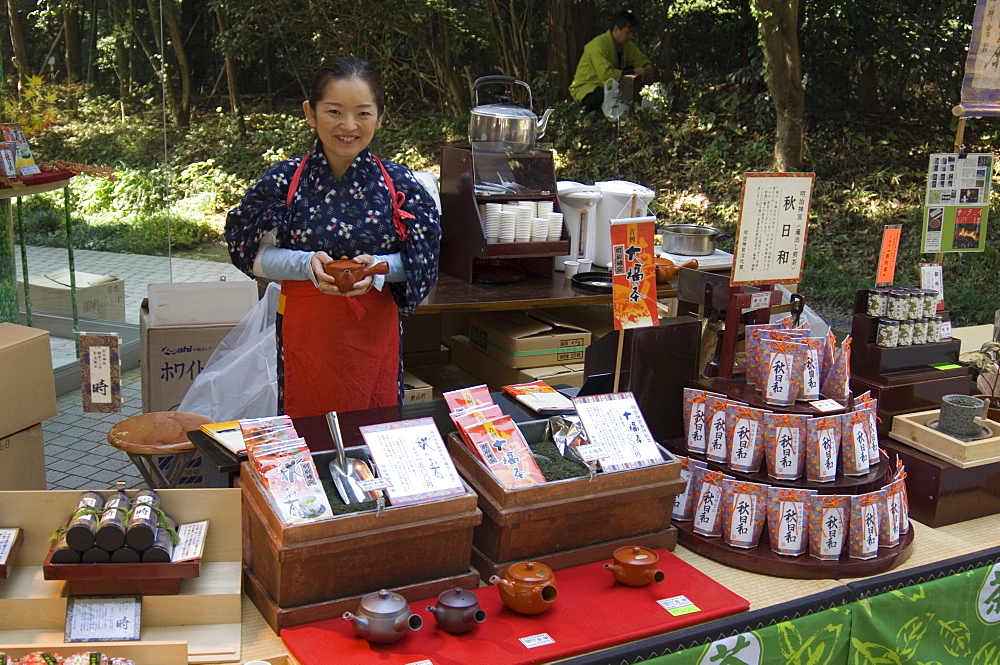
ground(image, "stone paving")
xmin=16 ymin=245 xmax=251 ymax=491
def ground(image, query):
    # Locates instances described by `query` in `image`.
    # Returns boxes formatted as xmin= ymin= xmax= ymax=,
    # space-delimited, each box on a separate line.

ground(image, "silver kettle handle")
xmin=473 ymin=75 xmax=533 ymax=110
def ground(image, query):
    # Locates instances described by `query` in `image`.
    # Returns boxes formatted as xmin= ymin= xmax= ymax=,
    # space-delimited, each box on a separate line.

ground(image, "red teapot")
xmin=322 ymin=259 xmax=389 ymax=291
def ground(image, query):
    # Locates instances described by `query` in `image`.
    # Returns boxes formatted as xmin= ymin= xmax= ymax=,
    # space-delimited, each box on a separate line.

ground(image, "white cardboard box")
xmin=17 ymin=268 xmax=125 ymax=321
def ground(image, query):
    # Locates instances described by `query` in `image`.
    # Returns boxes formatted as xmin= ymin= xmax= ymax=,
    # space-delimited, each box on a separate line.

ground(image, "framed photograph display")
xmin=922 ymin=153 xmax=993 ymax=253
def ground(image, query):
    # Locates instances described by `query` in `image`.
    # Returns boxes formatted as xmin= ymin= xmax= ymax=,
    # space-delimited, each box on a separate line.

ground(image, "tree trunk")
xmin=6 ymin=0 xmax=32 ymax=84
xmin=86 ymin=0 xmax=99 ymax=84
xmin=64 ymin=2 xmax=82 ymax=83
xmin=161 ymin=0 xmax=191 ymax=128
xmin=752 ymin=0 xmax=805 ymax=172
xmin=143 ymin=0 xmax=182 ymax=128
xmin=659 ymin=0 xmax=674 ymax=85
xmin=485 ymin=0 xmax=535 ymax=88
xmin=855 ymin=35 xmax=880 ymax=116
xmin=546 ymin=0 xmax=596 ymax=103
xmin=213 ymin=1 xmax=246 ymax=136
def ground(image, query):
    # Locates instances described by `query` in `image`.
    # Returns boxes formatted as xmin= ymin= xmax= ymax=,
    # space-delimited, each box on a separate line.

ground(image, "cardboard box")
xmin=17 ymin=268 xmax=125 ymax=321
xmin=0 ymin=323 xmax=56 ymax=438
xmin=403 ymin=371 xmax=433 ymax=403
xmin=140 ymin=281 xmax=259 ymax=413
xmin=468 ymin=310 xmax=591 ymax=368
xmin=0 ymin=423 xmax=46 ymax=490
xmin=448 ymin=334 xmax=584 ymax=389
xmin=535 ymin=305 xmax=616 ymax=341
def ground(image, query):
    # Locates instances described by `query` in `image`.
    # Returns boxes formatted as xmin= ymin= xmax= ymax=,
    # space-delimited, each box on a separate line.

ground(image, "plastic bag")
xmin=602 ymin=78 xmax=628 ymax=121
xmin=178 ymin=282 xmax=280 ymax=421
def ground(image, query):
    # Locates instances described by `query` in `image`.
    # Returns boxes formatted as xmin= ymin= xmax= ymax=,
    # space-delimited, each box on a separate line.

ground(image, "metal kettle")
xmin=468 ymin=75 xmax=554 ymax=152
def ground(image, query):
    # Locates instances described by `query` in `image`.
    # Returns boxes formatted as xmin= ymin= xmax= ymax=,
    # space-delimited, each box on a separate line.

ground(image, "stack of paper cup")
xmin=514 ymin=204 xmax=533 ymax=242
xmin=537 ymin=200 xmax=554 ymax=217
xmin=483 ymin=203 xmax=502 ymax=242
xmin=518 ymin=201 xmax=537 ymax=218
xmin=498 ymin=209 xmax=516 ymax=242
xmin=546 ymin=212 xmax=564 ymax=241
xmin=530 ymin=217 xmax=549 ymax=242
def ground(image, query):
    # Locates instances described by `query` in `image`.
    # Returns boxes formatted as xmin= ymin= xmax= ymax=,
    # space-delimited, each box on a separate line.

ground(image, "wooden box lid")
xmin=889 ymin=409 xmax=1000 ymax=468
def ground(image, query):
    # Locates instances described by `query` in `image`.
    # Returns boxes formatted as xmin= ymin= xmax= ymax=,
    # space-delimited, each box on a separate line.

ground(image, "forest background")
xmin=2 ymin=0 xmax=998 ymax=326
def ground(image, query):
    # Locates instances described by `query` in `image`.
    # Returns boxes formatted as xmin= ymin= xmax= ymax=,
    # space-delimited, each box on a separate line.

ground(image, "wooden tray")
xmin=675 ymin=520 xmax=914 ymax=579
xmin=0 ymin=528 xmax=23 ymax=579
xmin=889 ymin=409 xmax=1000 ymax=468
xmin=42 ymin=546 xmax=201 ymax=596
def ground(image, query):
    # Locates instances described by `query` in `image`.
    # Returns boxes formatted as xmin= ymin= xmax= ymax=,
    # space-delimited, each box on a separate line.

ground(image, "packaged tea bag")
xmin=692 ymin=467 xmax=732 ymax=537
xmin=840 ymin=410 xmax=873 ymax=476
xmin=877 ymin=486 xmax=901 ymax=549
xmin=807 ymin=494 xmax=851 ymax=560
xmin=821 ymin=336 xmax=852 ymax=401
xmin=763 ymin=413 xmax=810 ymax=480
xmin=726 ymin=405 xmax=767 ymax=473
xmin=443 ymin=384 xmax=494 ymax=414
xmin=743 ymin=324 xmax=776 ymax=387
xmin=891 ymin=474 xmax=910 ymax=535
xmin=762 ymin=339 xmax=806 ymax=406
xmin=719 ymin=479 xmax=769 ymax=549
xmin=766 ymin=486 xmax=817 ymax=556
xmin=800 ymin=337 xmax=826 ymax=401
xmin=821 ymin=330 xmax=837 ymax=385
xmin=683 ymin=388 xmax=716 ymax=454
xmin=452 ymin=404 xmax=504 ymax=451
xmin=671 ymin=455 xmax=707 ymax=521
xmin=848 ymin=492 xmax=882 ymax=560
xmin=704 ymin=394 xmax=732 ymax=463
xmin=806 ymin=415 xmax=843 ymax=482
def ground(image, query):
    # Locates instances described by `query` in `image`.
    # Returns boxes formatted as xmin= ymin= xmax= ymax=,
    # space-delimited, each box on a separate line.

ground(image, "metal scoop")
xmin=326 ymin=411 xmax=375 ymax=504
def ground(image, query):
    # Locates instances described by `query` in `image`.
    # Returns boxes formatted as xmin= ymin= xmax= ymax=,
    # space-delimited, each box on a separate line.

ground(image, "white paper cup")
xmin=577 ymin=259 xmax=593 ymax=272
xmin=564 ymin=260 xmax=580 ymax=278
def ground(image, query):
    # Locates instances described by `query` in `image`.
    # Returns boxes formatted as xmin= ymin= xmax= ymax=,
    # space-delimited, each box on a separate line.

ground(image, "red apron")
xmin=278 ymin=279 xmax=399 ymax=419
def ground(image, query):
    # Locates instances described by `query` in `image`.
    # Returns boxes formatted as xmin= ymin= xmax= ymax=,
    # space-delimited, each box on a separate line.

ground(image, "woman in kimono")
xmin=225 ymin=57 xmax=440 ymax=418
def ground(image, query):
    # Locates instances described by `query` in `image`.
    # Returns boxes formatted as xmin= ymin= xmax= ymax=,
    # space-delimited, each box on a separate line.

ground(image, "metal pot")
xmin=661 ymin=224 xmax=733 ymax=256
xmin=469 ymin=76 xmax=554 ymax=152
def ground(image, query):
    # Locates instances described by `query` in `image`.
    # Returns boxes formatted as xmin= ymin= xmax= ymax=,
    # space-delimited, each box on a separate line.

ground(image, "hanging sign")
xmin=610 ymin=216 xmax=659 ymax=330
xmin=921 ymin=153 xmax=993 ymax=253
xmin=876 ymin=224 xmax=902 ymax=286
xmin=959 ymin=0 xmax=1000 ymax=116
xmin=732 ymin=173 xmax=814 ymax=286
xmin=80 ymin=332 xmax=122 ymax=413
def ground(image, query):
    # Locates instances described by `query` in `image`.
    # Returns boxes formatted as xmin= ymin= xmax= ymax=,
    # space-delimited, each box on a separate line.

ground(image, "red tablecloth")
xmin=281 ymin=549 xmax=749 ymax=665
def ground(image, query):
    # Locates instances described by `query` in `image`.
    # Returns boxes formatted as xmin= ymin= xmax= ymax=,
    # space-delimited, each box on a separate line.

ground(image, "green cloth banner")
xmin=639 ymin=562 xmax=1000 ymax=665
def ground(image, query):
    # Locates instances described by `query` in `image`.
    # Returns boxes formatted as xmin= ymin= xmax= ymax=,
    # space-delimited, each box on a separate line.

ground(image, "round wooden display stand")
xmin=673 ymin=377 xmax=915 ymax=578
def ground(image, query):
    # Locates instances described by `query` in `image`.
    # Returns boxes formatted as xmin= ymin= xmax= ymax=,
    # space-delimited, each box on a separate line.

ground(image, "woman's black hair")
xmin=308 ymin=57 xmax=385 ymax=116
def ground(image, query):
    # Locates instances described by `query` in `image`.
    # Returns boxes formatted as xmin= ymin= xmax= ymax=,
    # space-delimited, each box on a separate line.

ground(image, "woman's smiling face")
xmin=303 ymin=77 xmax=383 ymax=177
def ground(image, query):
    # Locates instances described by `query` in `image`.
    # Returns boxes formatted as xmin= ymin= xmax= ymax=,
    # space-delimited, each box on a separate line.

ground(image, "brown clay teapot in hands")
xmin=604 ymin=545 xmax=665 ymax=587
xmin=489 ymin=561 xmax=558 ymax=615
xmin=322 ymin=259 xmax=389 ymax=291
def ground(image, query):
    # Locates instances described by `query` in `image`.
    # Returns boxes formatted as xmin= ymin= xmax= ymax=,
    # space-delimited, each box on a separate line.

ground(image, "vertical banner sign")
xmin=876 ymin=225 xmax=902 ymax=286
xmin=732 ymin=173 xmax=814 ymax=286
xmin=960 ymin=0 xmax=1000 ymax=115
xmin=610 ymin=216 xmax=659 ymax=330
xmin=922 ymin=153 xmax=993 ymax=253
xmin=80 ymin=332 xmax=122 ymax=413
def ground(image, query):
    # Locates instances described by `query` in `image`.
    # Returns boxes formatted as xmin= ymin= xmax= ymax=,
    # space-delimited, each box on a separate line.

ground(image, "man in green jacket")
xmin=570 ymin=10 xmax=654 ymax=112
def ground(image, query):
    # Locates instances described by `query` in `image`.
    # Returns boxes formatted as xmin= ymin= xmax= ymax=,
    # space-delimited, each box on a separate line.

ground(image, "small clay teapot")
xmin=655 ymin=258 xmax=699 ymax=284
xmin=343 ymin=589 xmax=422 ymax=644
xmin=322 ymin=259 xmax=390 ymax=291
xmin=604 ymin=545 xmax=665 ymax=587
xmin=489 ymin=561 xmax=558 ymax=615
xmin=426 ymin=587 xmax=486 ymax=634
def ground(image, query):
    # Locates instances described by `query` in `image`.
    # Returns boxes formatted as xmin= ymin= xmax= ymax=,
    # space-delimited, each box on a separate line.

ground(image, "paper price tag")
xmin=575 ymin=443 xmax=608 ymax=461
xmin=809 ymin=399 xmax=843 ymax=413
xmin=357 ymin=478 xmax=392 ymax=492
xmin=0 ymin=529 xmax=18 ymax=564
xmin=749 ymin=291 xmax=772 ymax=310
xmin=657 ymin=595 xmax=701 ymax=616
xmin=941 ymin=320 xmax=953 ymax=339
xmin=519 ymin=633 xmax=555 ymax=649
xmin=172 ymin=521 xmax=209 ymax=562
xmin=405 ymin=660 xmax=434 ymax=665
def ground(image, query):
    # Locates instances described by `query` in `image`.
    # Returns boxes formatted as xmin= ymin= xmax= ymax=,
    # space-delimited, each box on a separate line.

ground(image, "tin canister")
xmin=927 ymin=316 xmax=942 ymax=343
xmin=904 ymin=291 xmax=922 ymax=320
xmin=920 ymin=290 xmax=938 ymax=318
xmin=866 ymin=289 xmax=888 ymax=317
xmin=876 ymin=318 xmax=899 ymax=348
xmin=912 ymin=318 xmax=927 ymax=345
xmin=887 ymin=292 xmax=909 ymax=320
xmin=897 ymin=319 xmax=914 ymax=346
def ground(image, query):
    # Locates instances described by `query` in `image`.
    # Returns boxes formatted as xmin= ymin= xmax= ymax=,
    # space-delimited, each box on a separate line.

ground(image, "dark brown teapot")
xmin=322 ymin=259 xmax=389 ymax=291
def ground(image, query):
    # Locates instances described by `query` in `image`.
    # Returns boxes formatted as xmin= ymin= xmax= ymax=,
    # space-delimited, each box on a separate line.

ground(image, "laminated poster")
xmin=922 ymin=153 xmax=993 ymax=253
xmin=572 ymin=392 xmax=663 ymax=471
xmin=732 ymin=173 xmax=814 ymax=285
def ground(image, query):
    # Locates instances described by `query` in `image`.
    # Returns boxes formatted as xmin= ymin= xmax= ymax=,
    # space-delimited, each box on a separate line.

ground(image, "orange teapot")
xmin=489 ymin=561 xmax=558 ymax=615
xmin=604 ymin=546 xmax=665 ymax=587
xmin=654 ymin=258 xmax=699 ymax=284
xmin=322 ymin=259 xmax=389 ymax=291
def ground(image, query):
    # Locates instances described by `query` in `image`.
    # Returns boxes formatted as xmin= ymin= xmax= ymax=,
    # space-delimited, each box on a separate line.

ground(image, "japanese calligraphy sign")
xmin=921 ymin=153 xmax=993 ymax=253
xmin=610 ymin=216 xmax=659 ymax=330
xmin=361 ymin=417 xmax=467 ymax=505
xmin=876 ymin=224 xmax=902 ymax=286
xmin=960 ymin=0 xmax=1000 ymax=115
xmin=80 ymin=332 xmax=122 ymax=413
xmin=572 ymin=392 xmax=664 ymax=472
xmin=65 ymin=595 xmax=142 ymax=642
xmin=732 ymin=173 xmax=814 ymax=285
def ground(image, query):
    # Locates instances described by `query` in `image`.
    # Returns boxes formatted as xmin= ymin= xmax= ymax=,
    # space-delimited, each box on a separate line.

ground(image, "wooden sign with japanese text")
xmin=80 ymin=332 xmax=122 ymax=413
xmin=732 ymin=173 xmax=814 ymax=286
xmin=610 ymin=216 xmax=659 ymax=330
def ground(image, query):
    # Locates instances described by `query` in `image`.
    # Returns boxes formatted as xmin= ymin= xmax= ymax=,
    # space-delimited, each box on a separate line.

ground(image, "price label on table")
xmin=519 ymin=632 xmax=555 ymax=649
xmin=749 ymin=291 xmax=772 ymax=310
xmin=405 ymin=660 xmax=435 ymax=665
xmin=357 ymin=478 xmax=393 ymax=492
xmin=0 ymin=529 xmax=17 ymax=564
xmin=574 ymin=443 xmax=608 ymax=462
xmin=172 ymin=521 xmax=209 ymax=562
xmin=809 ymin=399 xmax=843 ymax=413
xmin=657 ymin=595 xmax=701 ymax=616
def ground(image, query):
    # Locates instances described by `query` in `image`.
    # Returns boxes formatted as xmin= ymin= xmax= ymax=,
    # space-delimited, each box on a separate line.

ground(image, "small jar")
xmin=888 ymin=291 xmax=910 ymax=320
xmin=876 ymin=318 xmax=900 ymax=348
xmin=920 ymin=290 xmax=938 ymax=318
xmin=927 ymin=316 xmax=942 ymax=343
xmin=897 ymin=319 xmax=914 ymax=346
xmin=866 ymin=289 xmax=888 ymax=317
xmin=904 ymin=291 xmax=923 ymax=320
xmin=912 ymin=318 xmax=927 ymax=345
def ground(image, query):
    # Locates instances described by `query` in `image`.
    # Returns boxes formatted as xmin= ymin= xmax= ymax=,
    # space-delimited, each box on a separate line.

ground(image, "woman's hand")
xmin=310 ymin=251 xmax=375 ymax=296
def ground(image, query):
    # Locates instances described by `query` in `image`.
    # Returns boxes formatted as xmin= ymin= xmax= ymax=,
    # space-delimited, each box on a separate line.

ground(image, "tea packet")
xmin=720 ymin=479 xmax=769 ymax=549
xmin=854 ymin=392 xmax=882 ymax=461
xmin=840 ymin=410 xmax=873 ymax=476
xmin=762 ymin=339 xmax=806 ymax=406
xmin=821 ymin=335 xmax=852 ymax=401
xmin=848 ymin=492 xmax=882 ymax=560
xmin=683 ymin=388 xmax=717 ymax=454
xmin=704 ymin=394 xmax=733 ymax=463
xmin=443 ymin=384 xmax=494 ymax=415
xmin=766 ymin=486 xmax=817 ymax=556
xmin=799 ymin=337 xmax=826 ymax=401
xmin=726 ymin=405 xmax=767 ymax=473
xmin=763 ymin=413 xmax=810 ymax=480
xmin=890 ymin=470 xmax=910 ymax=535
xmin=671 ymin=455 xmax=707 ymax=522
xmin=877 ymin=486 xmax=901 ymax=549
xmin=692 ymin=466 xmax=733 ymax=537
xmin=807 ymin=494 xmax=851 ymax=560
xmin=462 ymin=415 xmax=546 ymax=489
xmin=805 ymin=415 xmax=843 ymax=482
xmin=452 ymin=404 xmax=504 ymax=452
